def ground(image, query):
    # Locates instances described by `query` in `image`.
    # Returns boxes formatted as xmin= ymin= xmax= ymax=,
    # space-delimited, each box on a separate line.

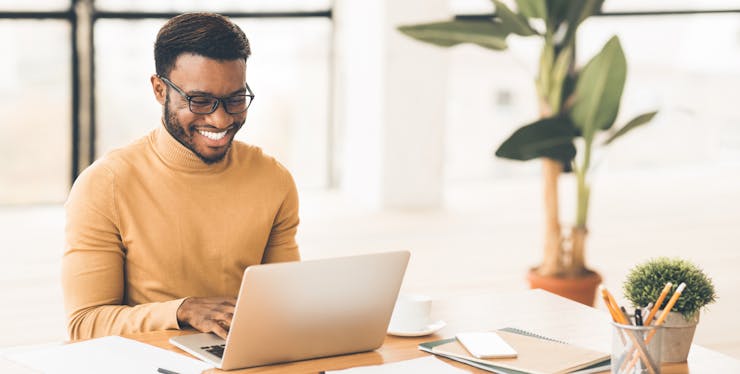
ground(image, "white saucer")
xmin=387 ymin=320 xmax=447 ymax=337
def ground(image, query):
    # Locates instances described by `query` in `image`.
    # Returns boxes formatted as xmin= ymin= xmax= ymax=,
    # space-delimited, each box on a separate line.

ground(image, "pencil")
xmin=603 ymin=288 xmax=628 ymax=325
xmin=602 ymin=287 xmax=634 ymax=328
xmin=599 ymin=285 xmax=620 ymax=322
xmin=644 ymin=282 xmax=672 ymax=326
xmin=651 ymin=282 xmax=686 ymax=329
xmin=600 ymin=285 xmax=630 ymax=346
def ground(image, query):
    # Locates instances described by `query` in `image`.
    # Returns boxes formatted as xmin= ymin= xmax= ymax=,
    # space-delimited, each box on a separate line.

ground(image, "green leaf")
xmin=561 ymin=0 xmax=604 ymax=57
xmin=548 ymin=45 xmax=572 ymax=113
xmin=603 ymin=111 xmax=658 ymax=145
xmin=537 ymin=39 xmax=554 ymax=102
xmin=397 ymin=20 xmax=508 ymax=51
xmin=515 ymin=0 xmax=547 ymax=19
xmin=546 ymin=0 xmax=577 ymax=28
xmin=569 ymin=36 xmax=627 ymax=141
xmin=495 ymin=116 xmax=578 ymax=169
xmin=561 ymin=70 xmax=578 ymax=111
xmin=574 ymin=0 xmax=605 ymax=26
xmin=491 ymin=0 xmax=538 ymax=36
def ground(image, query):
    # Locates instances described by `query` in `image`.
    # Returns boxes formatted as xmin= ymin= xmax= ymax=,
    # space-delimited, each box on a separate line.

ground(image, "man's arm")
xmin=62 ymin=164 xmax=184 ymax=340
xmin=262 ymin=167 xmax=300 ymax=263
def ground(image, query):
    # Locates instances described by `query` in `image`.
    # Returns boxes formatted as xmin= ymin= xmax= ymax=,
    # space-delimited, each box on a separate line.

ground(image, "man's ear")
xmin=151 ymin=75 xmax=166 ymax=105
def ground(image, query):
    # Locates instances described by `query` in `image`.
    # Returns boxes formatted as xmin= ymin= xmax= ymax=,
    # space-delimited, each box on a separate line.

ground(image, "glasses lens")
xmin=189 ymin=96 xmax=218 ymax=114
xmin=224 ymin=95 xmax=251 ymax=114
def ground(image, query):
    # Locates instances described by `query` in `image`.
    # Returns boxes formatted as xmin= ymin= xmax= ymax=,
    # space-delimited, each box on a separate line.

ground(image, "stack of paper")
xmin=2 ymin=336 xmax=213 ymax=374
xmin=325 ymin=356 xmax=469 ymax=374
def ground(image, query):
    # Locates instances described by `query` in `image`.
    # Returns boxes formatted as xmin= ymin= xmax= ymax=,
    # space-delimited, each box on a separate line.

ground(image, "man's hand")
xmin=177 ymin=297 xmax=236 ymax=339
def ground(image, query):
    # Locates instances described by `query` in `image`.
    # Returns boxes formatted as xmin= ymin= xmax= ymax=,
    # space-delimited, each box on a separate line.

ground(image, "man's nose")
xmin=206 ymin=100 xmax=233 ymax=129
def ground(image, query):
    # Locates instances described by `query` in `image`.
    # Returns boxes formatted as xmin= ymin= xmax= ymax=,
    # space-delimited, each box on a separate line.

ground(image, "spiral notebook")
xmin=418 ymin=327 xmax=610 ymax=374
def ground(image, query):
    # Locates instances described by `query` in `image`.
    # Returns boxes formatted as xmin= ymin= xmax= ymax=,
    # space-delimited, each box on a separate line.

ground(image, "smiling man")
xmin=62 ymin=13 xmax=300 ymax=340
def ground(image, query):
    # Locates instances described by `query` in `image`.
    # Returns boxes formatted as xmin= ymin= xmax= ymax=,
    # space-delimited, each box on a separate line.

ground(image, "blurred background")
xmin=1 ymin=0 xmax=739 ymax=360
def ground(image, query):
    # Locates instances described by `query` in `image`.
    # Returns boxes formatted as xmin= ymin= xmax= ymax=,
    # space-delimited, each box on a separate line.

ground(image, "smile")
xmin=197 ymin=129 xmax=228 ymax=141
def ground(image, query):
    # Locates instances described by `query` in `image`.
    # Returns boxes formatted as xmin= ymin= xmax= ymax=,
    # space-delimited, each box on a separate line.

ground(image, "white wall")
xmin=333 ymin=0 xmax=449 ymax=209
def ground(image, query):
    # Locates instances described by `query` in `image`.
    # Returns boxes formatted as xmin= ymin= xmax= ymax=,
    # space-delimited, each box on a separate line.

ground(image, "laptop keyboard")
xmin=202 ymin=344 xmax=226 ymax=358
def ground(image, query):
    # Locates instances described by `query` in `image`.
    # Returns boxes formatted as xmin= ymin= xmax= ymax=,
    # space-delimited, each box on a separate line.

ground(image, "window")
xmin=0 ymin=0 xmax=68 ymax=11
xmin=95 ymin=0 xmax=330 ymax=13
xmin=578 ymin=14 xmax=740 ymax=171
xmin=445 ymin=1 xmax=740 ymax=180
xmin=0 ymin=1 xmax=333 ymax=205
xmin=0 ymin=20 xmax=71 ymax=204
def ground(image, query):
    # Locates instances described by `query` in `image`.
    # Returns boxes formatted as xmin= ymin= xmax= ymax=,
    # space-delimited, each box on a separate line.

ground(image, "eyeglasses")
xmin=158 ymin=75 xmax=255 ymax=115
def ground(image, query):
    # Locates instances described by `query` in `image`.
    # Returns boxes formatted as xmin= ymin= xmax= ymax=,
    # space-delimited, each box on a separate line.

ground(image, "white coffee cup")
xmin=388 ymin=293 xmax=432 ymax=332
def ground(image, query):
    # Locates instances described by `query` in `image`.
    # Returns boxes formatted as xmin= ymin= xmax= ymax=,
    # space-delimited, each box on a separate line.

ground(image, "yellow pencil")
xmin=600 ymin=285 xmax=628 ymax=347
xmin=603 ymin=287 xmax=628 ymax=325
xmin=644 ymin=282 xmax=673 ymax=326
xmin=651 ymin=282 xmax=687 ymax=330
xmin=599 ymin=285 xmax=620 ymax=322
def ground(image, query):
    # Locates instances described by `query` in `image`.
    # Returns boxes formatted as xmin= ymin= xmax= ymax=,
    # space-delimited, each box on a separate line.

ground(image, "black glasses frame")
xmin=158 ymin=75 xmax=255 ymax=114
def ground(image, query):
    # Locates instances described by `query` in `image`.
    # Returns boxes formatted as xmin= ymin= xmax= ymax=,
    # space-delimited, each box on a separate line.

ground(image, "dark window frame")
xmin=454 ymin=8 xmax=740 ymax=21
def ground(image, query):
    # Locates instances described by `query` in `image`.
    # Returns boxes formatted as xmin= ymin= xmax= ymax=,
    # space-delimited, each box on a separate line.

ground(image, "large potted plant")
xmin=398 ymin=0 xmax=658 ymax=305
xmin=623 ymin=257 xmax=717 ymax=362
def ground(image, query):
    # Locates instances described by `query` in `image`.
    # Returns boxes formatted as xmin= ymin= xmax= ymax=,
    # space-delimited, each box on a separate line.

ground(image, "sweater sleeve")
xmin=262 ymin=168 xmax=300 ymax=263
xmin=61 ymin=163 xmax=185 ymax=340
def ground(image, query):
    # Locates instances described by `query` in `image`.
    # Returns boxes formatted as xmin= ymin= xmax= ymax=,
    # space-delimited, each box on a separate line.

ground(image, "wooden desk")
xmin=124 ymin=289 xmax=740 ymax=373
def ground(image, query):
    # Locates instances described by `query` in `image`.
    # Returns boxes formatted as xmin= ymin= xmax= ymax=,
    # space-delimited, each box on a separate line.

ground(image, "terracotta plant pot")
xmin=526 ymin=269 xmax=602 ymax=306
xmin=659 ymin=311 xmax=700 ymax=363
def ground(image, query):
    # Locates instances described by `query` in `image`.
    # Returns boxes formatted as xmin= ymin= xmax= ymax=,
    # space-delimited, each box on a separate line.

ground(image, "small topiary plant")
xmin=623 ymin=257 xmax=717 ymax=319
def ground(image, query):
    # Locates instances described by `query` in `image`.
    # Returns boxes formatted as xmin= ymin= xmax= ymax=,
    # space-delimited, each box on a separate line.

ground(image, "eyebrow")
xmin=187 ymin=86 xmax=247 ymax=97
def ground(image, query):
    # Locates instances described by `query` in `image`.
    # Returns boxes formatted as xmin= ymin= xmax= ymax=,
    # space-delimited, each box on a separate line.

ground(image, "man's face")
xmin=154 ymin=53 xmax=248 ymax=164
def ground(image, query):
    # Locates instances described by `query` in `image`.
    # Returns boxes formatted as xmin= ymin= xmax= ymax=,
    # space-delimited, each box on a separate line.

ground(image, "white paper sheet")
xmin=2 ymin=336 xmax=213 ymax=374
xmin=325 ymin=356 xmax=470 ymax=374
xmin=0 ymin=355 xmax=41 ymax=373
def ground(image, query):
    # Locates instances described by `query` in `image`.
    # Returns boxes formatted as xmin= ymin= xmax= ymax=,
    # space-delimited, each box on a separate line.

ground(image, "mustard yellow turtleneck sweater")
xmin=61 ymin=125 xmax=300 ymax=340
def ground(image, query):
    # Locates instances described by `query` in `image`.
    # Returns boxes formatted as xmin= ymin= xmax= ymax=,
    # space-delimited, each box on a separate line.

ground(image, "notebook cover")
xmin=421 ymin=329 xmax=609 ymax=374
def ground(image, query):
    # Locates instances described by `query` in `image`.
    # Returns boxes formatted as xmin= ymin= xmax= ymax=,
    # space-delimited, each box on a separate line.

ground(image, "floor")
xmin=1 ymin=167 xmax=739 ymax=360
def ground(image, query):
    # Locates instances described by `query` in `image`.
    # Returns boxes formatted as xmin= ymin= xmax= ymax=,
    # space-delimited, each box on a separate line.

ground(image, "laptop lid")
xmin=216 ymin=250 xmax=410 ymax=370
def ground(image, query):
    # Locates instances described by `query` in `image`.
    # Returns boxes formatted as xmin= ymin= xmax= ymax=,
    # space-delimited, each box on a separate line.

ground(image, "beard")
xmin=163 ymin=94 xmax=245 ymax=165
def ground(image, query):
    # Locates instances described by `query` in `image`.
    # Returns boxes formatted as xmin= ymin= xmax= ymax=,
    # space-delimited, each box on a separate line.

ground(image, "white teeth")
xmin=198 ymin=129 xmax=227 ymax=140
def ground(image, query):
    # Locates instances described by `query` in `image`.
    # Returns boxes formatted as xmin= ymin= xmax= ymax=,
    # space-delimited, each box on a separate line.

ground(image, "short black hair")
xmin=154 ymin=12 xmax=251 ymax=77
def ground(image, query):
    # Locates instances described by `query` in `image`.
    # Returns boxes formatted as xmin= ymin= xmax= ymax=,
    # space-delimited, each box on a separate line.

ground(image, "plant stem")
xmin=571 ymin=141 xmax=592 ymax=274
xmin=575 ymin=140 xmax=592 ymax=227
xmin=538 ymin=100 xmax=564 ymax=276
xmin=541 ymin=157 xmax=564 ymax=276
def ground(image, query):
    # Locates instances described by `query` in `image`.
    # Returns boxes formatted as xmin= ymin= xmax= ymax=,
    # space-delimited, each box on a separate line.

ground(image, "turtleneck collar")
xmin=151 ymin=122 xmax=231 ymax=173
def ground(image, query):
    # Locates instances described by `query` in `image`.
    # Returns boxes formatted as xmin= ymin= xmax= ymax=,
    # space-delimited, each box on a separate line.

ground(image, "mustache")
xmin=190 ymin=121 xmax=244 ymax=132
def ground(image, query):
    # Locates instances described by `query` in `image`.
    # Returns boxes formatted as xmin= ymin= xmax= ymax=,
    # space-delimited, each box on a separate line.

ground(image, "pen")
xmin=635 ymin=308 xmax=643 ymax=326
xmin=642 ymin=302 xmax=653 ymax=322
xmin=157 ymin=368 xmax=180 ymax=374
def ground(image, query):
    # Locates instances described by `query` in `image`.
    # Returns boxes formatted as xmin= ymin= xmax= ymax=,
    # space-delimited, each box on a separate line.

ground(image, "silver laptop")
xmin=170 ymin=250 xmax=410 ymax=370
